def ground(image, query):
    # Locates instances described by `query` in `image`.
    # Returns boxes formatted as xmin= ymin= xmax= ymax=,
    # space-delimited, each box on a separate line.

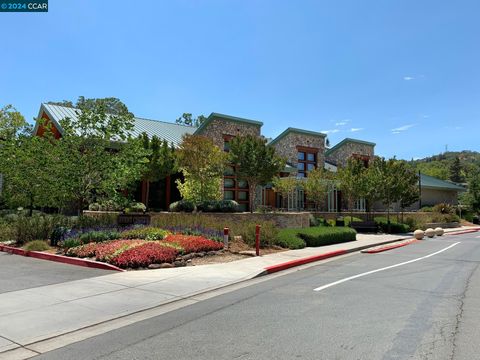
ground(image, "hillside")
xmin=409 ymin=150 xmax=480 ymax=182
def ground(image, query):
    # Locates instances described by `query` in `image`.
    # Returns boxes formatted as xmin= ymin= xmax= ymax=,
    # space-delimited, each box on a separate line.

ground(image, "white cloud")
xmin=350 ymin=128 xmax=363 ymax=132
xmin=391 ymin=124 xmax=415 ymax=133
xmin=335 ymin=119 xmax=350 ymax=126
xmin=321 ymin=129 xmax=340 ymax=134
xmin=403 ymin=76 xmax=415 ymax=81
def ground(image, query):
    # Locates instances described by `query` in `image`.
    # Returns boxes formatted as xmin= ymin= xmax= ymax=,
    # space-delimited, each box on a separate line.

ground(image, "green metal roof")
xmin=268 ymin=127 xmax=326 ymax=146
xmin=194 ymin=112 xmax=263 ymax=134
xmin=420 ymin=174 xmax=466 ymax=192
xmin=35 ymin=103 xmax=196 ymax=147
xmin=325 ymin=138 xmax=376 ymax=156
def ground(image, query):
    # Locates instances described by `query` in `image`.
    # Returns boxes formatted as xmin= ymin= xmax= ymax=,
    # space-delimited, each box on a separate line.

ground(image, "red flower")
xmin=163 ymin=235 xmax=223 ymax=254
xmin=110 ymin=242 xmax=179 ymax=268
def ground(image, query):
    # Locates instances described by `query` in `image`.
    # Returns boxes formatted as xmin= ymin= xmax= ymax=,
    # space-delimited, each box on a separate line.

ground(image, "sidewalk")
xmin=0 ymin=227 xmax=478 ymax=357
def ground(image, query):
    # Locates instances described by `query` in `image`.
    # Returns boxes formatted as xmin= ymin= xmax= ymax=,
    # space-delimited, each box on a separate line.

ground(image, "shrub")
xmin=433 ymin=203 xmax=455 ymax=215
xmin=196 ymin=200 xmax=239 ymax=213
xmin=376 ymin=222 xmax=410 ymax=234
xmin=121 ymin=227 xmax=169 ymax=241
xmin=169 ymin=200 xmax=195 ymax=213
xmin=163 ymin=235 xmax=223 ymax=253
xmin=110 ymin=242 xmax=179 ymax=268
xmin=62 ymin=238 xmax=81 ymax=249
xmin=421 ymin=206 xmax=433 ymax=212
xmin=275 ymin=231 xmax=306 ymax=249
xmin=163 ymin=225 xmax=223 ymax=242
xmin=24 ymin=240 xmax=50 ymax=251
xmin=125 ymin=202 xmax=146 ymax=213
xmin=88 ymin=203 xmax=101 ymax=211
xmin=277 ymin=227 xmax=356 ymax=248
xmin=78 ymin=230 xmax=121 ymax=244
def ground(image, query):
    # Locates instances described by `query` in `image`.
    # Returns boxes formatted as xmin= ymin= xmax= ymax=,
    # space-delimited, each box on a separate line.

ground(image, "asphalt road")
xmin=35 ymin=232 xmax=480 ymax=360
xmin=0 ymin=252 xmax=112 ymax=293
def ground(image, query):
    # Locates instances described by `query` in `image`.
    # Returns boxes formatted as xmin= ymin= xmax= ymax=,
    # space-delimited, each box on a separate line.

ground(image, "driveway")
xmin=0 ymin=252 xmax=113 ymax=294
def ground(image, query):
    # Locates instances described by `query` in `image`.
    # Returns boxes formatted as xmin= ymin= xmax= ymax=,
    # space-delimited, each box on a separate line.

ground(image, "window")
xmin=297 ymin=148 xmax=317 ymax=177
xmin=223 ymin=134 xmax=249 ymax=210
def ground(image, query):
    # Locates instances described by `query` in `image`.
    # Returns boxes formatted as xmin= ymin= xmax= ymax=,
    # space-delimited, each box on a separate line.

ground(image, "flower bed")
xmin=164 ymin=235 xmax=224 ymax=254
xmin=66 ymin=235 xmax=224 ymax=269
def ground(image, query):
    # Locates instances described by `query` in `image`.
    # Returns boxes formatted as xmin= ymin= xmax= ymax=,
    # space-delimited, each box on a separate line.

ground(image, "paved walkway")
xmin=0 ymin=227 xmax=478 ymax=356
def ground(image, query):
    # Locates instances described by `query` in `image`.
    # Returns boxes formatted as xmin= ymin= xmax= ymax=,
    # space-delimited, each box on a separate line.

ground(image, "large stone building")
xmin=33 ymin=103 xmax=463 ymax=212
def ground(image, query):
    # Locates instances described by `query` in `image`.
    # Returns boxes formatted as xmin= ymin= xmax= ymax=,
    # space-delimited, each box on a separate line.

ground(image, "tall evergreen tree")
xmin=449 ymin=156 xmax=464 ymax=183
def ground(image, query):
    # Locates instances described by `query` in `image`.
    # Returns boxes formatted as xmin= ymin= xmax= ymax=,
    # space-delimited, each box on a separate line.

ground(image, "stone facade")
xmin=271 ymin=132 xmax=326 ymax=173
xmin=196 ymin=117 xmax=262 ymax=148
xmin=326 ymin=141 xmax=374 ymax=167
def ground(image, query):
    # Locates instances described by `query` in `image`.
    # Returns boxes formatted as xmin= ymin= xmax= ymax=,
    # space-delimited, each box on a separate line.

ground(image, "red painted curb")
xmin=362 ymin=239 xmax=417 ymax=254
xmin=264 ymin=249 xmax=347 ymax=274
xmin=0 ymin=244 xmax=124 ymax=272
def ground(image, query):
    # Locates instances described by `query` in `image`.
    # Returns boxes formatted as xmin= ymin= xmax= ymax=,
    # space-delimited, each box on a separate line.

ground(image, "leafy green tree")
xmin=0 ymin=132 xmax=61 ymax=214
xmin=175 ymin=134 xmax=227 ymax=202
xmin=0 ymin=105 xmax=30 ymax=141
xmin=175 ymin=113 xmax=207 ymax=127
xmin=337 ymin=157 xmax=366 ymax=220
xmin=375 ymin=157 xmax=405 ymax=227
xmin=397 ymin=161 xmax=420 ymax=222
xmin=140 ymin=133 xmax=176 ymax=208
xmin=449 ymin=157 xmax=464 ymax=183
xmin=56 ymin=98 xmax=147 ymax=212
xmin=272 ymin=176 xmax=300 ymax=209
xmin=229 ymin=135 xmax=285 ymax=212
xmin=304 ymin=168 xmax=330 ymax=210
xmin=462 ymin=168 xmax=480 ymax=212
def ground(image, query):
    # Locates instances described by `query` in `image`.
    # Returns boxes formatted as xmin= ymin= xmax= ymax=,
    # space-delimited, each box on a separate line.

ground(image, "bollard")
xmin=255 ymin=225 xmax=261 ymax=256
xmin=223 ymin=227 xmax=229 ymax=249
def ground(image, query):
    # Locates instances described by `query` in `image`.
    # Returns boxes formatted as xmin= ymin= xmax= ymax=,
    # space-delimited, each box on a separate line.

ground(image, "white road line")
xmin=313 ymin=242 xmax=460 ymax=292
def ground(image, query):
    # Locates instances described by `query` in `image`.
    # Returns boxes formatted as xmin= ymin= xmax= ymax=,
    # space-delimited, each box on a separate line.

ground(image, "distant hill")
xmin=409 ymin=151 xmax=480 ymax=182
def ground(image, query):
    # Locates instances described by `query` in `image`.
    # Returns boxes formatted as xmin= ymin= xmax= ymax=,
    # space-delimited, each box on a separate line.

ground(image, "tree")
xmin=461 ymin=168 xmax=480 ymax=212
xmin=55 ymin=98 xmax=147 ymax=212
xmin=449 ymin=157 xmax=464 ymax=183
xmin=176 ymin=113 xmax=207 ymax=127
xmin=175 ymin=134 xmax=227 ymax=202
xmin=47 ymin=100 xmax=74 ymax=108
xmin=229 ymin=135 xmax=285 ymax=212
xmin=361 ymin=157 xmax=383 ymax=219
xmin=304 ymin=168 xmax=330 ymax=210
xmin=0 ymin=131 xmax=61 ymax=214
xmin=376 ymin=157 xmax=404 ymax=227
xmin=337 ymin=157 xmax=366 ymax=220
xmin=272 ymin=176 xmax=300 ymax=209
xmin=0 ymin=105 xmax=30 ymax=141
xmin=396 ymin=161 xmax=420 ymax=222
xmin=140 ymin=133 xmax=176 ymax=208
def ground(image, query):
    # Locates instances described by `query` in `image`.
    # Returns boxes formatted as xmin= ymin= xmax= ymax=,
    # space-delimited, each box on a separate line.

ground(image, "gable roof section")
xmin=34 ymin=103 xmax=196 ymax=147
xmin=268 ymin=127 xmax=326 ymax=147
xmin=325 ymin=138 xmax=376 ymax=156
xmin=420 ymin=174 xmax=466 ymax=192
xmin=194 ymin=112 xmax=263 ymax=134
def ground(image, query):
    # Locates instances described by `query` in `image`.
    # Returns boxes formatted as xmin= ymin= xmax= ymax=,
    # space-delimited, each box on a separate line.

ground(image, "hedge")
xmin=277 ymin=226 xmax=357 ymax=248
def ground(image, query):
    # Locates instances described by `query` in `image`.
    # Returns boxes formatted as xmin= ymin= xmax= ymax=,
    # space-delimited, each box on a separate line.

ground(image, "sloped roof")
xmin=194 ymin=112 xmax=263 ymax=134
xmin=268 ymin=127 xmax=326 ymax=146
xmin=325 ymin=138 xmax=376 ymax=156
xmin=35 ymin=103 xmax=196 ymax=147
xmin=420 ymin=174 xmax=466 ymax=192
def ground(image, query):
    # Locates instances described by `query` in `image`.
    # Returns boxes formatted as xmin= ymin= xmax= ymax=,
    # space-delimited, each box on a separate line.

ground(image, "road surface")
xmin=35 ymin=232 xmax=480 ymax=360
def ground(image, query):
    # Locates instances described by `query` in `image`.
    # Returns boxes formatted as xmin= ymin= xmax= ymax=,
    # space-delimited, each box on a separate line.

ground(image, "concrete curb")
xmin=447 ymin=228 xmax=480 ymax=236
xmin=0 ymin=244 xmax=124 ymax=272
xmin=260 ymin=236 xmax=413 ymax=275
xmin=361 ymin=239 xmax=417 ymax=254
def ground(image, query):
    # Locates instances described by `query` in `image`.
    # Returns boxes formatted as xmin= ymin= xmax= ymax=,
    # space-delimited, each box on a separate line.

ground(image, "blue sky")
xmin=1 ymin=0 xmax=479 ymax=160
